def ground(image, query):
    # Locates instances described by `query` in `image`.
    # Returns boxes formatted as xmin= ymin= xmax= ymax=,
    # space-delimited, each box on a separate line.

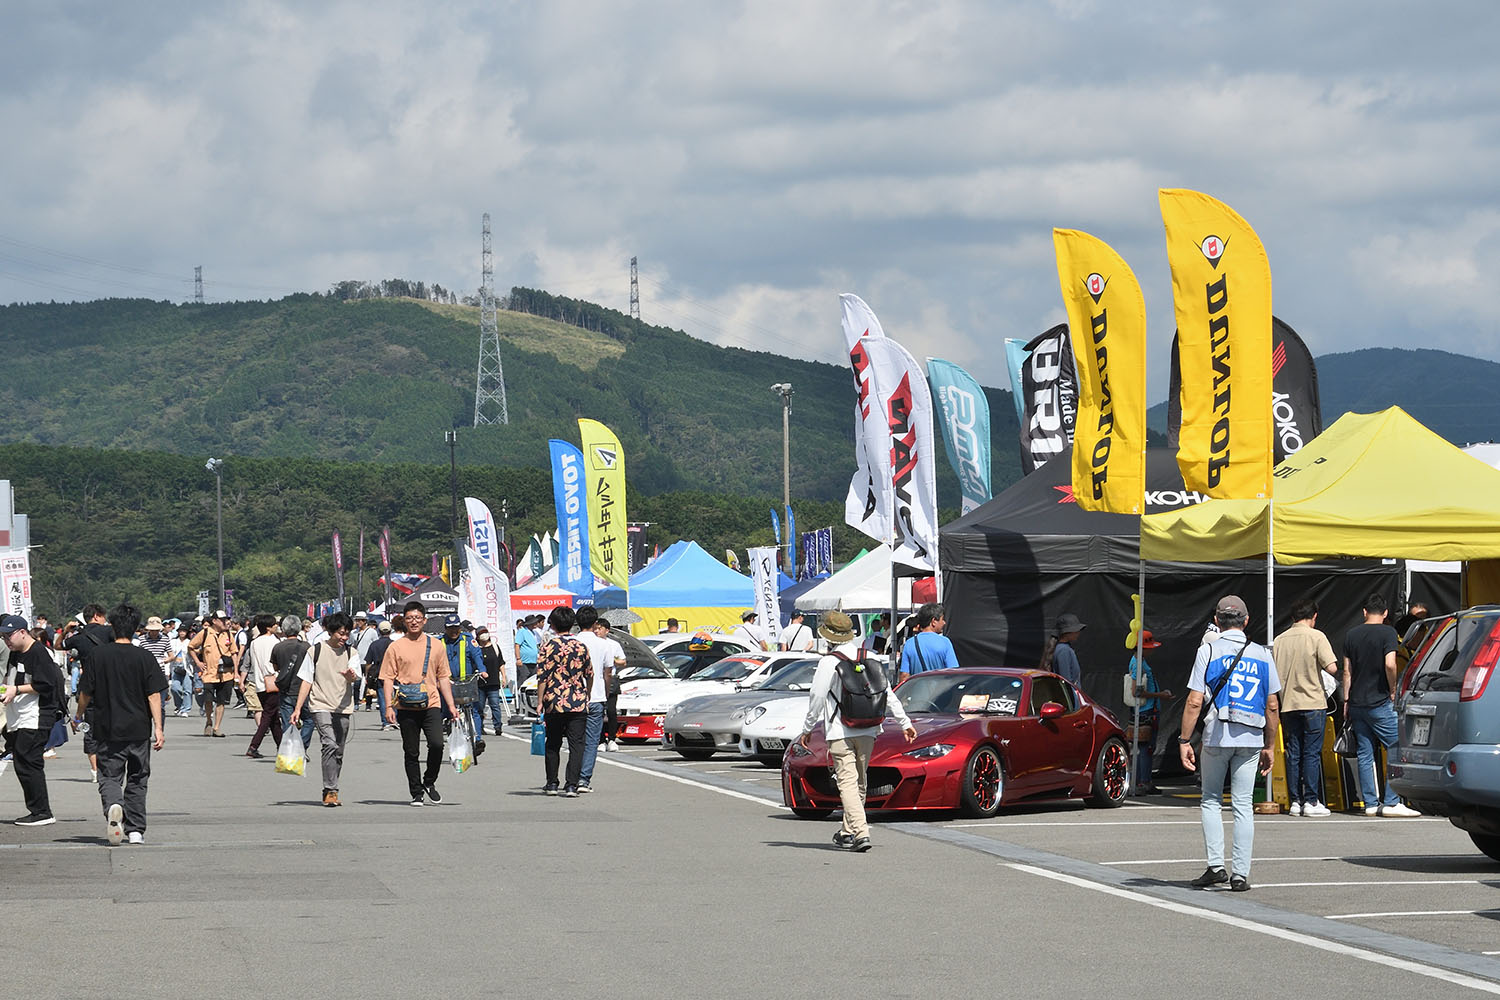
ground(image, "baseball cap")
xmin=0 ymin=614 xmax=29 ymax=635
xmin=741 ymin=610 xmax=757 ymax=621
xmin=1216 ymin=595 xmax=1249 ymax=618
xmin=353 ymin=611 xmax=368 ymax=620
xmin=1140 ymin=629 xmax=1162 ymax=650
xmin=444 ymin=614 xmax=462 ymax=627
xmin=378 ymin=620 xmax=393 ymax=633
xmin=211 ymin=610 xmax=231 ymax=621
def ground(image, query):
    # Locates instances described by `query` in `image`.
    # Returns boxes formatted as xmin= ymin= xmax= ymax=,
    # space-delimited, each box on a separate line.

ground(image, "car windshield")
xmin=694 ymin=656 xmax=762 ymax=681
xmin=897 ymin=673 xmax=1026 ymax=715
xmin=618 ymin=664 xmax=669 ymax=682
xmin=760 ymin=659 xmax=819 ymax=691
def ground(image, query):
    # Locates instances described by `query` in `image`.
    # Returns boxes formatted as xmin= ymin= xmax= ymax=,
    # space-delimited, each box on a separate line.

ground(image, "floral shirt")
xmin=537 ymin=635 xmax=593 ymax=713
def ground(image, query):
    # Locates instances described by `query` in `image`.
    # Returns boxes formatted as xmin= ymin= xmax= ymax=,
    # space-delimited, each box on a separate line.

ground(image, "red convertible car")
xmin=782 ymin=668 xmax=1129 ymax=818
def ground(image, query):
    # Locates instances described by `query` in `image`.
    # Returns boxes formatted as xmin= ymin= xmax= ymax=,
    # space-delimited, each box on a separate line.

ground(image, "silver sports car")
xmin=660 ymin=657 xmax=820 ymax=759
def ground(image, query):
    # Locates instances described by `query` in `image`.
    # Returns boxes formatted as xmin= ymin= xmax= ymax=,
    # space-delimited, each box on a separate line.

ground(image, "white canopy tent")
xmin=794 ymin=544 xmax=915 ymax=612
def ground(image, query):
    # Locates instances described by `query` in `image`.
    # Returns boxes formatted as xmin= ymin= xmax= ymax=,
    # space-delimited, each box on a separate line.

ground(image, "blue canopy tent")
xmin=594 ymin=541 xmax=755 ymax=635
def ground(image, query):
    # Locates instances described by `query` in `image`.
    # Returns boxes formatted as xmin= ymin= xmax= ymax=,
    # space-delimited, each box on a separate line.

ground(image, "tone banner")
xmin=464 ymin=497 xmax=502 ymax=570
xmin=748 ymin=545 xmax=782 ymax=649
xmin=548 ymin=439 xmax=593 ymax=598
xmin=577 ymin=418 xmax=629 ymax=591
xmin=1052 ymin=229 xmax=1147 ymax=514
xmin=1018 ymin=324 xmax=1077 ymax=474
xmin=463 ymin=545 xmax=514 ymax=664
xmin=1159 ymin=188 xmax=1274 ymax=499
xmin=927 ymin=358 xmax=992 ymax=514
xmin=864 ymin=337 xmax=940 ymax=573
xmin=841 ymin=293 xmax=892 ymax=544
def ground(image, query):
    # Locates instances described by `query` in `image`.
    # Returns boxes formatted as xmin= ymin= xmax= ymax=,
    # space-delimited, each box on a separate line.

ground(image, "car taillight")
xmin=1459 ymin=619 xmax=1500 ymax=701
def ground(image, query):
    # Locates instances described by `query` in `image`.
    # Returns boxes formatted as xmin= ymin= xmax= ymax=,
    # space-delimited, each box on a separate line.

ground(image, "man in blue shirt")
xmin=1178 ymin=595 xmax=1281 ymax=893
xmin=514 ymin=616 xmax=540 ymax=688
xmin=1127 ymin=630 xmax=1175 ymax=795
xmin=897 ymin=604 xmax=960 ymax=683
xmin=1048 ymin=613 xmax=1085 ymax=688
xmin=443 ymin=615 xmax=485 ymax=760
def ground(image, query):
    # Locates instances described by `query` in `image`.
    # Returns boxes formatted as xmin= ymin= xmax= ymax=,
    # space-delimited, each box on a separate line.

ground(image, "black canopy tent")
xmin=940 ymin=448 xmax=1399 ymax=734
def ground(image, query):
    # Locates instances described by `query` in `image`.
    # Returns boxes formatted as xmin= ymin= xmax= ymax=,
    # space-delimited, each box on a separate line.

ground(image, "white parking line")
xmin=1258 ymin=880 xmax=1498 ymax=888
xmin=952 ymin=820 xmax=1204 ymax=828
xmin=1101 ymin=855 xmax=1481 ymax=866
xmin=1328 ymin=910 xmax=1500 ymax=921
xmin=1007 ymin=863 xmax=1500 ymax=996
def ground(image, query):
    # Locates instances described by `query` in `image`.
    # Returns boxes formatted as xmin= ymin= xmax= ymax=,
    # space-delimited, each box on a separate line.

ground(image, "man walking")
xmin=380 ymin=601 xmax=457 ymax=806
xmin=364 ymin=619 xmax=395 ymax=726
xmin=442 ymin=614 xmax=485 ymax=760
xmin=243 ymin=614 xmax=283 ymax=759
xmin=137 ymin=616 xmax=175 ymax=690
xmin=574 ymin=606 xmax=623 ymax=792
xmin=1273 ymin=597 xmax=1338 ymax=817
xmin=535 ymin=606 xmax=592 ymax=797
xmin=75 ymin=604 xmax=167 ymax=844
xmin=1343 ymin=594 xmax=1420 ymax=817
xmin=271 ymin=616 xmax=315 ymax=751
xmin=797 ymin=611 xmax=916 ymax=852
xmin=64 ymin=603 xmax=113 ymax=777
xmin=896 ymin=603 xmax=960 ymax=683
xmin=1178 ymin=595 xmax=1282 ymax=892
xmin=473 ymin=628 xmax=508 ymax=738
xmin=189 ymin=610 xmax=240 ymax=737
xmin=1 ymin=615 xmax=65 ymax=826
xmin=290 ymin=612 xmax=360 ymax=807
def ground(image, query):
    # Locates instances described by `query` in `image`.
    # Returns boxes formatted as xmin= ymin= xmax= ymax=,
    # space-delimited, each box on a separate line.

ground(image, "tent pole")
xmin=890 ymin=570 xmax=899 ymax=685
xmin=1266 ymin=497 xmax=1276 ymax=810
xmin=1131 ymin=556 xmax=1145 ymax=796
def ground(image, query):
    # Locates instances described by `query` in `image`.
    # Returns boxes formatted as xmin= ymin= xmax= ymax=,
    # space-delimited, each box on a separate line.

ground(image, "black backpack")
xmin=830 ymin=651 xmax=889 ymax=728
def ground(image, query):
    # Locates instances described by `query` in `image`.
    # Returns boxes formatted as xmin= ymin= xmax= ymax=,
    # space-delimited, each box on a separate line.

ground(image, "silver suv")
xmin=1390 ymin=606 xmax=1500 ymax=861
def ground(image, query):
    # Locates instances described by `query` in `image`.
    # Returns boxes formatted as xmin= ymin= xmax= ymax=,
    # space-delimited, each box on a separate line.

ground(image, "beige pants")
xmin=828 ymin=735 xmax=876 ymax=839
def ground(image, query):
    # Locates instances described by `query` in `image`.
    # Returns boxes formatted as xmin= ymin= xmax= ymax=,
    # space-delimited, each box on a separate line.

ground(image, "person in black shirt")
xmin=2 ymin=614 xmax=65 ymax=825
xmin=1341 ymin=594 xmax=1420 ymax=818
xmin=270 ymin=616 xmax=315 ymax=750
xmin=364 ymin=619 xmax=396 ymax=729
xmin=63 ymin=603 xmax=113 ymax=778
xmin=76 ymin=604 xmax=168 ymax=845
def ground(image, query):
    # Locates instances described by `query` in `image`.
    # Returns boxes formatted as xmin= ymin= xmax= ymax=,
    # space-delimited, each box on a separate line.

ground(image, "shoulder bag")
xmin=395 ymin=638 xmax=432 ymax=709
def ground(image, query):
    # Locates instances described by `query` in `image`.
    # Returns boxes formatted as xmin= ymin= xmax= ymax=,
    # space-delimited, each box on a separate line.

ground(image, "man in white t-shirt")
xmin=733 ymin=611 xmax=768 ymax=651
xmin=572 ymin=606 xmax=624 ymax=792
xmin=244 ymin=614 xmax=284 ymax=759
xmin=781 ymin=611 xmax=815 ymax=652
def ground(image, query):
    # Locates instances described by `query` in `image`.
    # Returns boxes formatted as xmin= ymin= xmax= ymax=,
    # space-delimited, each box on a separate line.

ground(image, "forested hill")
xmin=0 ymin=291 xmax=1024 ymax=507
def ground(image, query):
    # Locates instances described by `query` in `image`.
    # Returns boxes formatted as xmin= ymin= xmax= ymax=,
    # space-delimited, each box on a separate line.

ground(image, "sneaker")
xmin=14 ymin=813 xmax=56 ymax=827
xmin=106 ymin=803 xmax=124 ymax=846
xmin=244 ymin=749 xmax=264 ymax=759
xmin=1364 ymin=806 xmax=1379 ymax=816
xmin=1229 ymin=875 xmax=1251 ymax=892
xmin=1302 ymin=801 xmax=1331 ymax=817
xmin=852 ymin=836 xmax=872 ymax=852
xmin=577 ymin=782 xmax=592 ymax=794
xmin=832 ymin=830 xmax=855 ymax=848
xmin=544 ymin=783 xmax=560 ymax=796
xmin=1287 ymin=801 xmax=1303 ymax=817
xmin=562 ymin=786 xmax=579 ymax=798
xmin=1380 ymin=802 xmax=1422 ymax=818
xmin=410 ymin=797 xmax=424 ymax=807
xmin=42 ymin=748 xmax=58 ymax=759
xmin=606 ymin=740 xmax=620 ymax=752
xmin=126 ymin=831 xmax=144 ymax=845
xmin=1191 ymin=866 xmax=1229 ymax=889
xmin=424 ymin=783 xmax=441 ymax=804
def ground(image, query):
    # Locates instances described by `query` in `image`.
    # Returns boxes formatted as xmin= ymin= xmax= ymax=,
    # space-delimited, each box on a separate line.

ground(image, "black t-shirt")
xmin=364 ymin=637 xmax=394 ymax=675
xmin=64 ymin=622 xmax=115 ymax=680
xmin=476 ymin=644 xmax=504 ymax=689
xmin=271 ymin=637 xmax=311 ymax=697
xmin=9 ymin=642 xmax=64 ymax=730
xmin=1344 ymin=622 xmax=1399 ymax=706
xmin=81 ymin=641 xmax=169 ymax=741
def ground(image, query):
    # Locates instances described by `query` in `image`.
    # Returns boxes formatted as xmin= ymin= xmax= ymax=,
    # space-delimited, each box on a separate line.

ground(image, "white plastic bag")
xmin=448 ymin=718 xmax=474 ymax=773
xmin=274 ymin=726 xmax=306 ymax=776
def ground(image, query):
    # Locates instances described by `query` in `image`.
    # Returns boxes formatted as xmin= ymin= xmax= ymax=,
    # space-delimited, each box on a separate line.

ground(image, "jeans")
xmin=829 ymin=735 xmax=877 ymax=839
xmin=6 ymin=727 xmax=51 ymax=817
xmin=279 ymin=690 xmax=316 ymax=750
xmin=1351 ymin=700 xmax=1400 ymax=808
xmin=170 ymin=673 xmax=194 ymax=714
xmin=312 ymin=712 xmax=350 ymax=792
xmin=1198 ymin=745 xmax=1260 ymax=877
xmin=479 ymin=688 xmax=505 ymax=735
xmin=1282 ymin=708 xmax=1327 ymax=806
xmin=544 ymin=710 xmax=586 ymax=789
xmin=1132 ymin=711 xmax=1157 ymax=789
xmin=466 ymin=699 xmax=486 ymax=743
xmin=397 ymin=708 xmax=445 ymax=798
xmin=96 ymin=739 xmax=151 ymax=834
xmin=375 ymin=682 xmax=388 ymax=723
xmin=579 ymin=702 xmax=605 ymax=783
xmin=248 ymin=689 xmax=284 ymax=753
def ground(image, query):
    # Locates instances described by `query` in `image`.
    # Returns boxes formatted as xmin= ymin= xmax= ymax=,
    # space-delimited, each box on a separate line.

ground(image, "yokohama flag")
xmin=864 ymin=337 xmax=940 ymax=573
xmin=841 ymin=293 xmax=893 ymax=544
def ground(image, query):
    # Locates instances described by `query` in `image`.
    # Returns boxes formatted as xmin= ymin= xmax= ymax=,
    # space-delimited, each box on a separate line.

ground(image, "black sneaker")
xmin=562 ymin=786 xmax=579 ymax=798
xmin=14 ymin=813 xmax=56 ymax=827
xmin=544 ymin=783 xmax=559 ymax=796
xmin=1229 ymin=875 xmax=1251 ymax=892
xmin=424 ymin=783 xmax=441 ymax=803
xmin=852 ymin=836 xmax=872 ymax=852
xmin=410 ymin=797 xmax=424 ymax=807
xmin=1191 ymin=866 xmax=1229 ymax=889
xmin=832 ymin=831 xmax=855 ymax=848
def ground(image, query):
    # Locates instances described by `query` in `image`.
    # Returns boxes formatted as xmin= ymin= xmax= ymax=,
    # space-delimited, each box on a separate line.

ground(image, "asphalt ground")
xmin=2 ymin=709 xmax=1498 ymax=1000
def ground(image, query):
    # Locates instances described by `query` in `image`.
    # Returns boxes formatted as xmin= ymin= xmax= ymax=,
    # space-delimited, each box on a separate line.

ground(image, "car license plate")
xmin=760 ymin=738 xmax=784 ymax=750
xmin=624 ymin=725 xmax=639 ymax=735
xmin=1410 ymin=716 xmax=1431 ymax=746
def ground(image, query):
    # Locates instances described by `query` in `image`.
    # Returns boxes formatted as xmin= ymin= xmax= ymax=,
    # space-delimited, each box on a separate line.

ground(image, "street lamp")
xmin=444 ymin=429 xmax=460 ymax=538
xmin=770 ymin=383 xmax=793 ymax=561
xmin=205 ymin=457 xmax=225 ymax=610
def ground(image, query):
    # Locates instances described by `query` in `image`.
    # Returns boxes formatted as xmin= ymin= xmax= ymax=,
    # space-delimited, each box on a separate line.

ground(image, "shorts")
xmin=204 ymin=680 xmax=235 ymax=706
xmin=245 ymin=686 xmax=262 ymax=712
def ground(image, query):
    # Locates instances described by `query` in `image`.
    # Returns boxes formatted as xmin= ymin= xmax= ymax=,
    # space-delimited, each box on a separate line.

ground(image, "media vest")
xmin=1203 ymin=633 xmax=1272 ymax=729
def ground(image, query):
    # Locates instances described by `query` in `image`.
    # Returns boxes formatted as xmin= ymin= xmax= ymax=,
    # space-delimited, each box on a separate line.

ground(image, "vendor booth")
xmin=598 ymin=541 xmax=754 ymax=637
xmin=795 ymin=544 xmax=919 ymax=613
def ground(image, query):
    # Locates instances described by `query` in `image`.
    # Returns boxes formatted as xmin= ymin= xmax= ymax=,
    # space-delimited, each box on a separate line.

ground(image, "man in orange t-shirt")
xmin=189 ymin=612 xmax=241 ymax=738
xmin=380 ymin=600 xmax=457 ymax=807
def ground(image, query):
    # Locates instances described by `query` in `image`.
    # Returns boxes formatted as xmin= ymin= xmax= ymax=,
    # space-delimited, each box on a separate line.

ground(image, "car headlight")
xmin=903 ymin=743 xmax=955 ymax=760
xmin=743 ymin=705 xmax=768 ymax=726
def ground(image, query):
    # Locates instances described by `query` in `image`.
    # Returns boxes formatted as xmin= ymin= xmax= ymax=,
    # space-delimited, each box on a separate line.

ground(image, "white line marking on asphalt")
xmin=951 ymin=820 xmax=1204 ymax=828
xmin=1006 ymin=863 xmax=1500 ymax=996
xmin=1100 ymin=855 xmax=1480 ymax=866
xmin=1486 ymin=952 xmax=1500 ymax=957
xmin=1327 ymin=910 xmax=1500 ymax=921
xmin=1258 ymin=880 xmax=1498 ymax=888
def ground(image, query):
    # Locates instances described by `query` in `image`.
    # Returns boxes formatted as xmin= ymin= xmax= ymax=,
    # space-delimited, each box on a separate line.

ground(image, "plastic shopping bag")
xmin=449 ymin=718 xmax=474 ymax=773
xmin=274 ymin=726 xmax=306 ymax=776
xmin=530 ymin=717 xmax=546 ymax=756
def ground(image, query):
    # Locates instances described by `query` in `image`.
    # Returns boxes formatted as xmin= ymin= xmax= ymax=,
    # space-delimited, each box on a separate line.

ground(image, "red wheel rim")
xmin=972 ymin=750 xmax=1001 ymax=811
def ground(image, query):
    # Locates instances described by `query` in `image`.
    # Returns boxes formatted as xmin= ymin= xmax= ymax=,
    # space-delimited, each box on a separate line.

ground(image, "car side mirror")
xmin=1039 ymin=702 xmax=1065 ymax=720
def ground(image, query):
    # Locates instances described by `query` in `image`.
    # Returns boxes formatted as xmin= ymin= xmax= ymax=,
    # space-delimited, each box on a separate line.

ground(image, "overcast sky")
xmin=4 ymin=1 xmax=1497 ymax=395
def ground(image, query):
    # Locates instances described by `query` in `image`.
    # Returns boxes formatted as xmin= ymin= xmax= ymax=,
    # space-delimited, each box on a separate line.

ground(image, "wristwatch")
xmin=1176 ymin=736 xmax=1192 ymax=744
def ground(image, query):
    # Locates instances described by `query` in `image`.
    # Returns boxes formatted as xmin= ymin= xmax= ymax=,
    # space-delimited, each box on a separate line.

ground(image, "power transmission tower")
xmin=629 ymin=256 xmax=640 ymax=320
xmin=474 ymin=213 xmax=509 ymax=425
xmin=194 ymin=266 xmax=204 ymax=304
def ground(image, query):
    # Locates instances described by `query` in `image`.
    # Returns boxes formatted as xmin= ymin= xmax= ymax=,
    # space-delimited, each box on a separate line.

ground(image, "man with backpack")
xmin=797 ymin=610 xmax=916 ymax=852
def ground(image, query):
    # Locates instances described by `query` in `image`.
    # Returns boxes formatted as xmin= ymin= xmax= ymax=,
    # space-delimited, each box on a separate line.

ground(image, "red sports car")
xmin=782 ymin=668 xmax=1129 ymax=818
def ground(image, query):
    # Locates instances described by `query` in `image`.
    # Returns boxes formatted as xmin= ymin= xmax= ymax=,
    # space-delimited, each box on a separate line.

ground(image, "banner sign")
xmin=927 ymin=357 xmax=993 ymax=514
xmin=528 ymin=535 xmax=544 ymax=582
xmin=379 ymin=527 xmax=390 ymax=569
xmin=464 ymin=545 xmax=514 ymax=664
xmin=748 ymin=546 xmax=782 ymax=650
xmin=770 ymin=508 xmax=781 ymax=547
xmin=817 ymin=527 xmax=833 ymax=577
xmin=549 ymin=439 xmax=593 ymax=599
xmin=332 ymin=531 xmax=346 ymax=603
xmin=1003 ymin=338 xmax=1031 ymax=429
xmin=0 ymin=550 xmax=32 ymax=620
xmin=1159 ymin=188 xmax=1274 ymax=500
xmin=1018 ymin=324 xmax=1077 ymax=475
xmin=464 ymin=497 xmax=502 ymax=570
xmin=841 ymin=293 xmax=893 ymax=544
xmin=725 ymin=548 xmax=741 ymax=572
xmin=577 ymin=419 xmax=629 ymax=591
xmin=864 ymin=337 xmax=940 ymax=573
xmin=1053 ymin=228 xmax=1147 ymax=514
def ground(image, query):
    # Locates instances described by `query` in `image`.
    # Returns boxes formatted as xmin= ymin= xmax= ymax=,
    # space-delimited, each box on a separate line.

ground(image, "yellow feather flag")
xmin=577 ymin=418 xmax=630 ymax=591
xmin=1159 ymin=189 xmax=1274 ymax=500
xmin=1053 ymin=229 xmax=1147 ymax=514
xmin=440 ymin=555 xmax=451 ymax=585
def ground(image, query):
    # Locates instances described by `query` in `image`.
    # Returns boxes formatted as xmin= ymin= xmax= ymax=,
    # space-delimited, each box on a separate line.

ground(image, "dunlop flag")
xmin=577 ymin=418 xmax=630 ymax=591
xmin=1052 ymin=229 xmax=1147 ymax=514
xmin=1159 ymin=188 xmax=1274 ymax=499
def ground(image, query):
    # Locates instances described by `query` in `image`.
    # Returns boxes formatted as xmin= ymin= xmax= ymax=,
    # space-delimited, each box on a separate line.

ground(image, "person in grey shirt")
xmin=1046 ymin=613 xmax=1086 ymax=688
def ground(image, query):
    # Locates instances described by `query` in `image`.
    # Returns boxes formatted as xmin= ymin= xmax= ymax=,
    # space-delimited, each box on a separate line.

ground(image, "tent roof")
xmin=1141 ymin=407 xmax=1500 ymax=564
xmin=795 ymin=544 xmax=915 ymax=612
xmin=595 ymin=541 xmax=753 ymax=608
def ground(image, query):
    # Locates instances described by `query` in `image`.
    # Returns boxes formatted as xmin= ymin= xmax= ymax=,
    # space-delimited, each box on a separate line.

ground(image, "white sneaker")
xmin=607 ymin=739 xmax=620 ymax=752
xmin=1287 ymin=802 xmax=1302 ymax=817
xmin=106 ymin=803 xmax=124 ymax=846
xmin=1380 ymin=802 xmax=1422 ymax=818
xmin=126 ymin=831 xmax=144 ymax=845
xmin=1364 ymin=806 xmax=1379 ymax=816
xmin=1302 ymin=801 xmax=1331 ymax=817
xmin=42 ymin=748 xmax=58 ymax=759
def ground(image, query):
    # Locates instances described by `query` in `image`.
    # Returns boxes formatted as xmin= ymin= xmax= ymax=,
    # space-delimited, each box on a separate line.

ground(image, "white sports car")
xmin=738 ymin=694 xmax=811 ymax=766
xmin=617 ymin=652 xmax=808 ymax=737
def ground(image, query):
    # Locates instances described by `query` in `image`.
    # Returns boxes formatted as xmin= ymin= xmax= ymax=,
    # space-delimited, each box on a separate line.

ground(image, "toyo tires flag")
xmin=549 ymin=439 xmax=592 ymax=599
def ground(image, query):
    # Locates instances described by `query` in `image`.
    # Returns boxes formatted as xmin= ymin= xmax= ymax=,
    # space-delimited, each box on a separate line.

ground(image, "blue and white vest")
xmin=1203 ymin=633 xmax=1272 ymax=729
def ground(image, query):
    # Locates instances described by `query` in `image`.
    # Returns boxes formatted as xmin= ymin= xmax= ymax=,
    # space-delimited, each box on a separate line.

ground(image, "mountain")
xmin=0 ymin=290 xmax=1023 ymax=508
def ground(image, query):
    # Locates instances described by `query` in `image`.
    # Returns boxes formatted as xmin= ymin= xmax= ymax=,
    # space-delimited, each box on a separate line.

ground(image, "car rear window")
xmin=1407 ymin=611 xmax=1500 ymax=695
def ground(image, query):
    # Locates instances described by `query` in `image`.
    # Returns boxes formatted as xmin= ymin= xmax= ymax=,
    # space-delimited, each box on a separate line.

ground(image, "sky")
xmin=4 ymin=0 xmax=1498 ymax=397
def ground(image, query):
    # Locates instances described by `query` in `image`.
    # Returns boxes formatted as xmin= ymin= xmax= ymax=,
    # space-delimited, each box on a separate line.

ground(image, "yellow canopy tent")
xmin=1142 ymin=407 xmax=1500 ymax=568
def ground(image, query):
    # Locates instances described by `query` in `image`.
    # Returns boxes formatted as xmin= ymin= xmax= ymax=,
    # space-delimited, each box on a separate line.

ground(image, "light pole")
xmin=770 ymin=383 xmax=793 ymax=563
xmin=205 ymin=457 xmax=225 ymax=610
xmin=444 ymin=429 xmax=460 ymax=538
